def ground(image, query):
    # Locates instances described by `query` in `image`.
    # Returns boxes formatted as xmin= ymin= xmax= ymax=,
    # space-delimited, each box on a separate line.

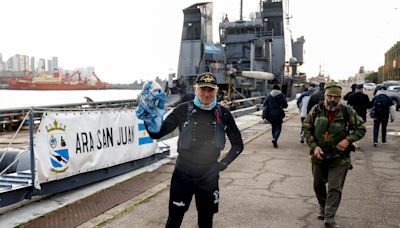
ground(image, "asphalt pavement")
xmin=80 ymin=99 xmax=400 ymax=228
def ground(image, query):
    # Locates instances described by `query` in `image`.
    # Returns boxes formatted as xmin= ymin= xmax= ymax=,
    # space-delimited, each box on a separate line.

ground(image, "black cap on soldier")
xmin=356 ymin=84 xmax=364 ymax=89
xmin=194 ymin=72 xmax=218 ymax=89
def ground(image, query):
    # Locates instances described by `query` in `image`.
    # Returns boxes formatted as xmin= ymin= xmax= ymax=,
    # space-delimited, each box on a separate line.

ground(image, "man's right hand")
xmin=314 ymin=146 xmax=324 ymax=160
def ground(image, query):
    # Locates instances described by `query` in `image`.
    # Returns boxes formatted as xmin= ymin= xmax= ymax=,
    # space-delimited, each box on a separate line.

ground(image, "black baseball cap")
xmin=194 ymin=72 xmax=218 ymax=89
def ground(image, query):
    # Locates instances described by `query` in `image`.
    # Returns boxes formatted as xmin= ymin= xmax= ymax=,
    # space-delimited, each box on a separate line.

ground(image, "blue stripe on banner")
xmin=138 ymin=123 xmax=146 ymax=131
xmin=139 ymin=137 xmax=153 ymax=145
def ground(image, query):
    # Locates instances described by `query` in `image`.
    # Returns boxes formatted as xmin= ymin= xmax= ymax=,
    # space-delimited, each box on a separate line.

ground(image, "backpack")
xmin=370 ymin=94 xmax=388 ymax=118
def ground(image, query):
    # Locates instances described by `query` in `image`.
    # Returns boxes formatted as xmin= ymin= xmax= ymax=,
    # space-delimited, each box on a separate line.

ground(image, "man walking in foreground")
xmin=303 ymin=80 xmax=366 ymax=228
xmin=143 ymin=72 xmax=244 ymax=228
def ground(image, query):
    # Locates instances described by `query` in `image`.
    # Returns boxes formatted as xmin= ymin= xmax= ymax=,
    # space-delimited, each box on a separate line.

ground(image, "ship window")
xmin=220 ymin=28 xmax=226 ymax=42
xmin=255 ymin=46 xmax=263 ymax=58
xmin=183 ymin=22 xmax=201 ymax=40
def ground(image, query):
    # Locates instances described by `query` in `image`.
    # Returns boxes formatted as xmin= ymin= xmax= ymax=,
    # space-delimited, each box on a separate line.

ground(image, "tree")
xmin=365 ymin=72 xmax=378 ymax=83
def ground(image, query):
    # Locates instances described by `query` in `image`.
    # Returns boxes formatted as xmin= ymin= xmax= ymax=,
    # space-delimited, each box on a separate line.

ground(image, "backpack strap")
xmin=314 ymin=103 xmax=351 ymax=134
xmin=216 ymin=104 xmax=228 ymax=125
xmin=187 ymin=102 xmax=227 ymax=125
xmin=341 ymin=104 xmax=350 ymax=134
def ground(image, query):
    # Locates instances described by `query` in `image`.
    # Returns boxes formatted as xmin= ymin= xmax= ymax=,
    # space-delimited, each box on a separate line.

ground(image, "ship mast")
xmin=240 ymin=0 xmax=243 ymax=20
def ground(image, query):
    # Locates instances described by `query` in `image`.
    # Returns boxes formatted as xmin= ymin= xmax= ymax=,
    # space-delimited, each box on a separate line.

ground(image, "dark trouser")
xmin=300 ymin=117 xmax=305 ymax=139
xmin=271 ymin=121 xmax=282 ymax=141
xmin=312 ymin=161 xmax=349 ymax=223
xmin=166 ymin=161 xmax=220 ymax=228
xmin=373 ymin=118 xmax=388 ymax=143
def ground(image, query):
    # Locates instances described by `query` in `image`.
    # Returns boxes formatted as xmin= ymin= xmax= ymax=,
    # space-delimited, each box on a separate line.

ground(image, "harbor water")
xmin=0 ymin=89 xmax=141 ymax=110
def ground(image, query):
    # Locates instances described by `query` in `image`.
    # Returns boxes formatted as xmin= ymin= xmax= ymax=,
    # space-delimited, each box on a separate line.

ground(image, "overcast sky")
xmin=0 ymin=0 xmax=399 ymax=83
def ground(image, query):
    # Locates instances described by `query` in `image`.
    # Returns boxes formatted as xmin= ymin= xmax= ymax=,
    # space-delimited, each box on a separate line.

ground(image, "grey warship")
xmin=169 ymin=0 xmax=306 ymax=108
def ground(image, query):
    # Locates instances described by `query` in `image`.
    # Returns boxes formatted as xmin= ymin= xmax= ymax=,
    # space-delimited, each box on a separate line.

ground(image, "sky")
xmin=0 ymin=0 xmax=399 ymax=83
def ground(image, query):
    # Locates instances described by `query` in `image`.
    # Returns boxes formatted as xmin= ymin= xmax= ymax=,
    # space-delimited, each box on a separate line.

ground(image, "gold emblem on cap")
xmin=200 ymin=74 xmax=214 ymax=83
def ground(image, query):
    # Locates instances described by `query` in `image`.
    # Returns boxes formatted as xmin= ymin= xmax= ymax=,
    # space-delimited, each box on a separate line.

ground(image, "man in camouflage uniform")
xmin=303 ymin=81 xmax=366 ymax=228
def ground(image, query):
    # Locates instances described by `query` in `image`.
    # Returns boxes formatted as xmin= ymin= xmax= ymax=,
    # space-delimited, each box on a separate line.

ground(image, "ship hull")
xmin=6 ymin=80 xmax=108 ymax=90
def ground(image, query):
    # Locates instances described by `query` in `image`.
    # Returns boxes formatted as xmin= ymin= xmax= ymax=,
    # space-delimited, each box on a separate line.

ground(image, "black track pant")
xmin=165 ymin=164 xmax=219 ymax=228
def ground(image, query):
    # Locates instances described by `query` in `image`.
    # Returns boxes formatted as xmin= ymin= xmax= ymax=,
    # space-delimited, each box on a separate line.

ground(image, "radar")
xmin=289 ymin=57 xmax=298 ymax=65
xmin=249 ymin=12 xmax=256 ymax=20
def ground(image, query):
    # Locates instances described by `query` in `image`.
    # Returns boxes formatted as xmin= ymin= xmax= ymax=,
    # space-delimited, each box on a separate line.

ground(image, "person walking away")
xmin=343 ymin=83 xmax=356 ymax=102
xmin=347 ymin=84 xmax=372 ymax=122
xmin=262 ymin=84 xmax=288 ymax=148
xmin=303 ymin=80 xmax=366 ymax=228
xmin=141 ymin=72 xmax=244 ymax=228
xmin=370 ymin=87 xmax=396 ymax=147
xmin=307 ymin=82 xmax=326 ymax=113
xmin=297 ymin=84 xmax=316 ymax=143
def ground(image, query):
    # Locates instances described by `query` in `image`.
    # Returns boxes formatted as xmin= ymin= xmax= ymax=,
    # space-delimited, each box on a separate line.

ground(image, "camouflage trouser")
xmin=312 ymin=162 xmax=349 ymax=223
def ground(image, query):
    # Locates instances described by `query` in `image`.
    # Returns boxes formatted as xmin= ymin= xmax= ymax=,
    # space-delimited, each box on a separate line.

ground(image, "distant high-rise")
xmin=5 ymin=54 xmax=29 ymax=72
xmin=30 ymin=57 xmax=36 ymax=72
xmin=38 ymin=58 xmax=46 ymax=73
xmin=52 ymin=56 xmax=58 ymax=70
xmin=47 ymin=59 xmax=53 ymax=74
xmin=0 ymin=53 xmax=4 ymax=71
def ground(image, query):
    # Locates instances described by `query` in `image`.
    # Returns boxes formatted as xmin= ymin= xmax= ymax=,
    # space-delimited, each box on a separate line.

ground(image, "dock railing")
xmin=0 ymin=111 xmax=31 ymax=176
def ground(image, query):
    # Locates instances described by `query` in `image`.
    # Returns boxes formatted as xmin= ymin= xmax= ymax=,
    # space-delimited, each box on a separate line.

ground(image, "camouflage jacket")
xmin=303 ymin=103 xmax=366 ymax=164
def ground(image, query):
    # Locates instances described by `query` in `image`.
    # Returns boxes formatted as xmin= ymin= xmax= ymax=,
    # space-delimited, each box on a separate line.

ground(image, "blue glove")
xmin=136 ymin=81 xmax=167 ymax=133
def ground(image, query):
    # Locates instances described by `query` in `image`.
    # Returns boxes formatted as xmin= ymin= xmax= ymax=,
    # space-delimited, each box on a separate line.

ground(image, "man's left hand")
xmin=336 ymin=138 xmax=350 ymax=152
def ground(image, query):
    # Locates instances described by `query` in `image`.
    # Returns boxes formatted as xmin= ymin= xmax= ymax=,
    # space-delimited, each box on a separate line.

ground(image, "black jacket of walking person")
xmin=343 ymin=83 xmax=357 ymax=101
xmin=371 ymin=89 xmax=395 ymax=146
xmin=307 ymin=82 xmax=326 ymax=113
xmin=262 ymin=84 xmax=288 ymax=148
xmin=347 ymin=84 xmax=372 ymax=122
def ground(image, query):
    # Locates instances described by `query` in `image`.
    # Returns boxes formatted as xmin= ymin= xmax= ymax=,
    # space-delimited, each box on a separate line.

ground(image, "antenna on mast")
xmin=240 ymin=0 xmax=243 ymax=20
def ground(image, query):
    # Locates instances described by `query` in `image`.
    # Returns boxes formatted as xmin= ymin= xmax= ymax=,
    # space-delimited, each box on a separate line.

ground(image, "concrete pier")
xmin=1 ymin=97 xmax=400 ymax=228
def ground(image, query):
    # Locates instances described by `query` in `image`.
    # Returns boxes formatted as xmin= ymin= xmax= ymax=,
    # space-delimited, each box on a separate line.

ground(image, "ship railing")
xmin=0 ymin=111 xmax=31 ymax=175
xmin=0 ymin=99 xmax=139 ymax=132
xmin=0 ymin=110 xmax=35 ymax=193
xmin=0 ymin=103 xmax=141 ymax=194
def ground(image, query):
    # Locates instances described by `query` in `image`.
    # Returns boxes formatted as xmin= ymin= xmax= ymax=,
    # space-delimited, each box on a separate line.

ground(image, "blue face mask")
xmin=194 ymin=96 xmax=217 ymax=110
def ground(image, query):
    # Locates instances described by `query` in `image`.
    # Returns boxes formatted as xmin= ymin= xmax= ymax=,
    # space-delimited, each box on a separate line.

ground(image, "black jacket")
xmin=307 ymin=90 xmax=325 ymax=113
xmin=146 ymin=102 xmax=244 ymax=167
xmin=347 ymin=92 xmax=372 ymax=122
xmin=263 ymin=90 xmax=288 ymax=124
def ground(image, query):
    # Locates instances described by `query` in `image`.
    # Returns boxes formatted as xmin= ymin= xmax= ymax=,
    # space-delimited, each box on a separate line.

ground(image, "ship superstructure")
xmin=172 ymin=0 xmax=305 ymax=105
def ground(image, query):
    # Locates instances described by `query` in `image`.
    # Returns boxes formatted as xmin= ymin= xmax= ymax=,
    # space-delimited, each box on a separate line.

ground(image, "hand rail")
xmin=0 ymin=111 xmax=31 ymax=175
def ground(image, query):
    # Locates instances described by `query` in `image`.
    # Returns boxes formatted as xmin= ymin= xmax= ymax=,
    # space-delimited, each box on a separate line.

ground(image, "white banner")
xmin=34 ymin=109 xmax=157 ymax=188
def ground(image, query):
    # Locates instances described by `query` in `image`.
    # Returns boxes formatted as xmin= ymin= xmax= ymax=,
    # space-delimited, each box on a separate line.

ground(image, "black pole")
xmin=240 ymin=0 xmax=243 ymax=21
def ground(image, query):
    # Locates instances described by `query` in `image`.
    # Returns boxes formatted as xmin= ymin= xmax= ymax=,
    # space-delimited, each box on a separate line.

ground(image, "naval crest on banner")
xmin=46 ymin=120 xmax=69 ymax=173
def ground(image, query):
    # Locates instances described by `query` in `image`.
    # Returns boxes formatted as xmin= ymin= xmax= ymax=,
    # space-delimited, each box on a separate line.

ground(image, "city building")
xmin=379 ymin=41 xmax=400 ymax=82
